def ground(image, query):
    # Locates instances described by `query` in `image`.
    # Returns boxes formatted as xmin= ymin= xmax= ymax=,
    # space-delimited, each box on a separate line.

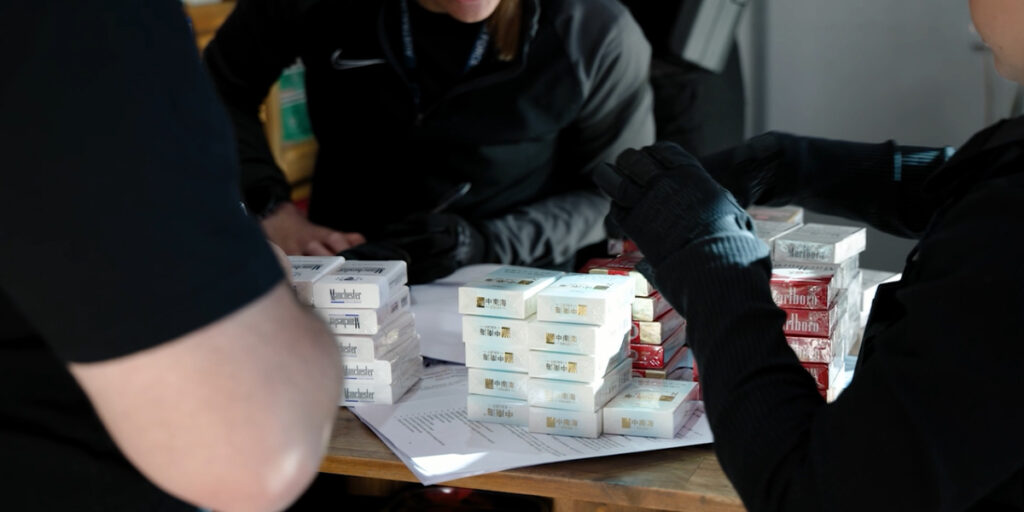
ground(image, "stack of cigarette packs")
xmin=527 ymin=273 xmax=636 ymax=438
xmin=296 ymin=258 xmax=420 ymax=406
xmin=459 ymin=266 xmax=564 ymax=427
xmin=603 ymin=378 xmax=701 ymax=438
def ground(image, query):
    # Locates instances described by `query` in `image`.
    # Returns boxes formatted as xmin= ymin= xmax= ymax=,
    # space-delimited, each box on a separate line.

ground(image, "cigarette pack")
xmin=341 ymin=338 xmax=421 ymax=383
xmin=465 ymin=338 xmax=530 ymax=372
xmin=773 ymin=254 xmax=859 ymax=291
xmin=631 ymin=326 xmax=686 ymax=369
xmin=527 ymin=357 xmax=632 ymax=412
xmin=803 ymin=357 xmax=844 ymax=390
xmin=747 ymin=205 xmax=804 ymax=224
xmin=782 ymin=293 xmax=844 ymax=337
xmin=312 ymin=260 xmax=407 ymax=309
xmin=754 ymin=219 xmax=802 ymax=248
xmin=786 ymin=330 xmax=843 ymax=364
xmin=467 ymin=395 xmax=529 ymax=426
xmin=844 ymin=271 xmax=863 ymax=324
xmin=631 ymin=309 xmax=686 ymax=345
xmin=528 ymin=407 xmax=603 ymax=438
xmin=607 ymin=238 xmax=642 ymax=256
xmin=586 ymin=252 xmax=654 ymax=297
xmin=462 ymin=314 xmax=534 ymax=347
xmin=631 ymin=291 xmax=672 ymax=322
xmin=458 ymin=266 xmax=564 ymax=319
xmin=288 ymin=256 xmax=346 ymax=305
xmin=578 ymin=257 xmax=614 ymax=274
xmin=527 ymin=314 xmax=630 ymax=355
xmin=601 ymin=379 xmax=701 ymax=438
xmin=317 ymin=286 xmax=411 ymax=335
xmin=770 ymin=268 xmax=842 ymax=310
xmin=341 ymin=365 xmax=420 ymax=405
xmin=335 ymin=312 xmax=417 ymax=362
xmin=528 ymin=338 xmax=630 ymax=383
xmin=467 ymin=368 xmax=529 ymax=400
xmin=773 ymin=223 xmax=867 ymax=264
xmin=631 ymin=346 xmax=692 ymax=379
xmin=536 ymin=274 xmax=635 ymax=325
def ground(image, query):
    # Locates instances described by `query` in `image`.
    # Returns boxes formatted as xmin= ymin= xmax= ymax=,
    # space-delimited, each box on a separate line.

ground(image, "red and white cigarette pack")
xmin=782 ymin=292 xmax=845 ymax=337
xmin=786 ymin=330 xmax=843 ymax=364
xmin=631 ymin=309 xmax=686 ymax=345
xmin=773 ymin=223 xmax=867 ymax=264
xmin=631 ymin=345 xmax=692 ymax=379
xmin=770 ymin=267 xmax=842 ymax=310
xmin=631 ymin=326 xmax=686 ymax=369
xmin=586 ymin=252 xmax=654 ymax=297
xmin=632 ymin=291 xmax=672 ymax=322
xmin=803 ymin=357 xmax=845 ymax=390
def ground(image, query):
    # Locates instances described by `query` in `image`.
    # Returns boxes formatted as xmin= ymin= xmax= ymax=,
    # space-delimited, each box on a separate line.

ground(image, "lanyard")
xmin=399 ymin=0 xmax=491 ymax=110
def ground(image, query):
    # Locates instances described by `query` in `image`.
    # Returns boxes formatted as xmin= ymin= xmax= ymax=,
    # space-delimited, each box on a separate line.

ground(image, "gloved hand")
xmin=699 ymin=131 xmax=790 ymax=208
xmin=368 ymin=213 xmax=487 ymax=284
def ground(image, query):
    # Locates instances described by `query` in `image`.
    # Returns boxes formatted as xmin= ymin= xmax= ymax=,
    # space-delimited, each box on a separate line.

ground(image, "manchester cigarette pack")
xmin=586 ymin=252 xmax=654 ymax=297
xmin=527 ymin=314 xmax=630 ymax=355
xmin=288 ymin=255 xmax=346 ymax=306
xmin=528 ymin=407 xmax=603 ymax=438
xmin=335 ymin=312 xmax=417 ymax=362
xmin=341 ymin=365 xmax=420 ymax=406
xmin=631 ymin=309 xmax=686 ymax=345
xmin=536 ymin=274 xmax=635 ymax=325
xmin=773 ymin=223 xmax=867 ymax=264
xmin=631 ymin=291 xmax=672 ymax=322
xmin=467 ymin=368 xmax=529 ymax=400
xmin=458 ymin=266 xmax=564 ymax=319
xmin=631 ymin=325 xmax=686 ymax=369
xmin=782 ymin=292 xmax=845 ymax=337
xmin=462 ymin=314 xmax=534 ymax=347
xmin=317 ymin=286 xmax=411 ymax=335
xmin=527 ymin=357 xmax=632 ymax=412
xmin=631 ymin=346 xmax=692 ymax=379
xmin=341 ymin=337 xmax=421 ymax=383
xmin=527 ymin=338 xmax=630 ymax=383
xmin=602 ymin=379 xmax=700 ymax=438
xmin=465 ymin=338 xmax=530 ymax=372
xmin=312 ymin=260 xmax=407 ymax=309
xmin=467 ymin=394 xmax=529 ymax=427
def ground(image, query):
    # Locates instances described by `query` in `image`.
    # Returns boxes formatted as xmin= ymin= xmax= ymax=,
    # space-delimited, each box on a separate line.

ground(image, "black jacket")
xmin=204 ymin=0 xmax=654 ymax=266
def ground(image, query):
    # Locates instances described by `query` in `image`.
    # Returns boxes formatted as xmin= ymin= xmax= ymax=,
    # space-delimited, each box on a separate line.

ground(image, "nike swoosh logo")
xmin=331 ymin=49 xmax=386 ymax=70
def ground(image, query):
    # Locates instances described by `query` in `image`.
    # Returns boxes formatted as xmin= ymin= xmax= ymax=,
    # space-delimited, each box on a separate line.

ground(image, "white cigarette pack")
xmin=536 ymin=274 xmax=634 ymax=325
xmin=753 ymin=219 xmax=802 ymax=248
xmin=467 ymin=395 xmax=529 ymax=426
xmin=528 ymin=407 xmax=603 ymax=438
xmin=317 ymin=286 xmax=411 ymax=335
xmin=527 ymin=338 xmax=629 ymax=383
xmin=465 ymin=338 xmax=530 ymax=372
xmin=631 ymin=291 xmax=672 ymax=322
xmin=341 ymin=365 xmax=420 ymax=406
xmin=335 ymin=312 xmax=417 ymax=362
xmin=312 ymin=260 xmax=407 ymax=309
xmin=527 ymin=314 xmax=630 ymax=355
xmin=602 ymin=379 xmax=700 ymax=438
xmin=341 ymin=338 xmax=421 ymax=383
xmin=288 ymin=256 xmax=346 ymax=306
xmin=458 ymin=266 xmax=564 ymax=319
xmin=773 ymin=224 xmax=867 ymax=264
xmin=527 ymin=357 xmax=632 ymax=412
xmin=467 ymin=368 xmax=529 ymax=400
xmin=462 ymin=314 xmax=534 ymax=347
xmin=748 ymin=205 xmax=804 ymax=224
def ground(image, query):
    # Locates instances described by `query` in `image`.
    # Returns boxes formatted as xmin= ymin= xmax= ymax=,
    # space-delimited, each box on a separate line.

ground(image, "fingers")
xmin=302 ymin=240 xmax=336 ymax=256
xmin=344 ymin=232 xmax=366 ymax=247
xmin=320 ymin=230 xmax=351 ymax=254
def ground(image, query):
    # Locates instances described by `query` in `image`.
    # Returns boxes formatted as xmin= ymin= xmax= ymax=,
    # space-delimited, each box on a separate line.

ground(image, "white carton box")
xmin=341 ymin=365 xmax=420 ymax=406
xmin=466 ymin=395 xmax=529 ymax=426
xmin=341 ymin=337 xmax=421 ymax=383
xmin=527 ymin=314 xmax=630 ymax=355
xmin=313 ymin=260 xmax=407 ymax=309
xmin=527 ymin=357 xmax=632 ymax=412
xmin=462 ymin=314 xmax=534 ymax=347
xmin=288 ymin=256 xmax=346 ymax=306
xmin=465 ymin=338 xmax=530 ymax=372
xmin=467 ymin=368 xmax=529 ymax=400
xmin=335 ymin=312 xmax=417 ymax=362
xmin=528 ymin=407 xmax=603 ymax=438
xmin=773 ymin=223 xmax=867 ymax=264
xmin=536 ymin=274 xmax=634 ymax=326
xmin=317 ymin=287 xmax=411 ymax=335
xmin=602 ymin=379 xmax=700 ymax=438
xmin=458 ymin=266 xmax=564 ymax=319
xmin=527 ymin=338 xmax=629 ymax=383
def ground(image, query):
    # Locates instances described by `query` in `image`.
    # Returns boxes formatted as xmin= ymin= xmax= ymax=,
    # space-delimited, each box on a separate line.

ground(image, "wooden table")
xmin=321 ymin=408 xmax=744 ymax=512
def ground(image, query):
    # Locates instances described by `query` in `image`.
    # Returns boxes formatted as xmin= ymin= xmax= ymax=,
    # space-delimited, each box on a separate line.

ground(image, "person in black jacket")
xmin=204 ymin=0 xmax=654 ymax=283
xmin=594 ymin=2 xmax=1024 ymax=510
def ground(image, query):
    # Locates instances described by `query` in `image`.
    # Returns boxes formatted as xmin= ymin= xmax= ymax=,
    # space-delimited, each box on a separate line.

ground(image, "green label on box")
xmin=279 ymin=61 xmax=313 ymax=143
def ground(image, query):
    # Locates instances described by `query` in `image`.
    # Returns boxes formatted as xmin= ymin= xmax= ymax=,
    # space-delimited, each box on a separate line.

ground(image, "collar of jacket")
xmin=923 ymin=115 xmax=1024 ymax=201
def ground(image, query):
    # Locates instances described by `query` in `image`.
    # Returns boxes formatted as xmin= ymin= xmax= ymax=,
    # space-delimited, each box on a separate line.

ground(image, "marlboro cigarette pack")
xmin=631 ymin=326 xmax=686 ymax=369
xmin=747 ymin=205 xmax=804 ymax=224
xmin=335 ymin=312 xmax=417 ymax=362
xmin=536 ymin=274 xmax=635 ymax=325
xmin=462 ymin=314 xmax=534 ymax=347
xmin=786 ymin=331 xmax=843 ymax=364
xmin=288 ymin=255 xmax=346 ymax=306
xmin=632 ymin=346 xmax=692 ymax=379
xmin=312 ymin=260 xmax=407 ymax=309
xmin=770 ymin=268 xmax=842 ymax=310
xmin=467 ymin=368 xmax=529 ymax=400
xmin=782 ymin=292 xmax=845 ymax=337
xmin=631 ymin=291 xmax=672 ymax=322
xmin=773 ymin=224 xmax=867 ymax=264
xmin=465 ymin=338 xmax=530 ymax=372
xmin=631 ymin=309 xmax=686 ymax=345
xmin=467 ymin=395 xmax=529 ymax=427
xmin=773 ymin=254 xmax=859 ymax=293
xmin=341 ymin=337 xmax=421 ymax=383
xmin=317 ymin=286 xmax=411 ymax=335
xmin=586 ymin=252 xmax=654 ymax=297
xmin=527 ymin=315 xmax=630 ymax=355
xmin=602 ymin=379 xmax=701 ymax=438
xmin=528 ymin=338 xmax=629 ymax=383
xmin=526 ymin=357 xmax=632 ymax=412
xmin=528 ymin=407 xmax=603 ymax=438
xmin=754 ymin=219 xmax=802 ymax=248
xmin=341 ymin=367 xmax=420 ymax=406
xmin=803 ymin=357 xmax=844 ymax=390
xmin=458 ymin=266 xmax=564 ymax=319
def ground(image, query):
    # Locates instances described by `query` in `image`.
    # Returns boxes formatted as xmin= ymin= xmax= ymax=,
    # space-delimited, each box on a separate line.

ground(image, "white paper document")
xmin=410 ymin=264 xmax=504 ymax=363
xmin=349 ymin=364 xmax=714 ymax=485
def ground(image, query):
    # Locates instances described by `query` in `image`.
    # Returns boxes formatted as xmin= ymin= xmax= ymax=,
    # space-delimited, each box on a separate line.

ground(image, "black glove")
xmin=372 ymin=213 xmax=487 ymax=284
xmin=699 ymin=131 xmax=789 ymax=208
